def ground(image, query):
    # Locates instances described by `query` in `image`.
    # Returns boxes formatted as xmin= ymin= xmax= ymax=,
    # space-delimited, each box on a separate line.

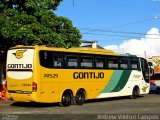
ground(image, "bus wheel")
xmin=59 ymin=91 xmax=72 ymax=107
xmin=130 ymin=87 xmax=140 ymax=99
xmin=75 ymin=89 xmax=85 ymax=105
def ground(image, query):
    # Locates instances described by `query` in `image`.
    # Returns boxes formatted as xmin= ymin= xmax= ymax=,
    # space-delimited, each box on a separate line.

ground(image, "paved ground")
xmin=0 ymin=93 xmax=160 ymax=120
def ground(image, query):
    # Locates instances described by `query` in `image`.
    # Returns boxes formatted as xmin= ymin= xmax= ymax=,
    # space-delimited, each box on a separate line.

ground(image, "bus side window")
xmin=53 ymin=55 xmax=63 ymax=68
xmin=80 ymin=55 xmax=93 ymax=68
xmin=39 ymin=51 xmax=53 ymax=68
xmin=108 ymin=57 xmax=119 ymax=69
xmin=119 ymin=57 xmax=129 ymax=69
xmin=130 ymin=58 xmax=140 ymax=70
xmin=66 ymin=55 xmax=78 ymax=68
xmin=95 ymin=57 xmax=105 ymax=69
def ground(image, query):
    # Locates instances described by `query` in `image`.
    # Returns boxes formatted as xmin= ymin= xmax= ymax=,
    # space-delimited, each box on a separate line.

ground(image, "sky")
xmin=55 ymin=0 xmax=160 ymax=58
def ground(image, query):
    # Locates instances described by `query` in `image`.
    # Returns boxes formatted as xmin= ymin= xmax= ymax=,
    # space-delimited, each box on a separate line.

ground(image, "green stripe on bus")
xmin=111 ymin=70 xmax=132 ymax=92
xmin=101 ymin=70 xmax=123 ymax=93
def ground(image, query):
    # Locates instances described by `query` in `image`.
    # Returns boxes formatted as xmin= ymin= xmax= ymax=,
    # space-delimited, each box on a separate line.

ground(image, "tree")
xmin=0 ymin=0 xmax=82 ymax=54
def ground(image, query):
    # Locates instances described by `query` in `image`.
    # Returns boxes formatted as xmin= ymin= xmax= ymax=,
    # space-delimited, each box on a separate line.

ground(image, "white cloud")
xmin=104 ymin=28 xmax=160 ymax=58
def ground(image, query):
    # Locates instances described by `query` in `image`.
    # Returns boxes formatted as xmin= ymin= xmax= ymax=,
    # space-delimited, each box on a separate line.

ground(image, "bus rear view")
xmin=6 ymin=46 xmax=37 ymax=102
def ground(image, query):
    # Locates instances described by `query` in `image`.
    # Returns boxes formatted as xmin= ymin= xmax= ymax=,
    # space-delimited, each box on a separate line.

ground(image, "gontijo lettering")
xmin=73 ymin=72 xmax=104 ymax=79
xmin=8 ymin=64 xmax=32 ymax=69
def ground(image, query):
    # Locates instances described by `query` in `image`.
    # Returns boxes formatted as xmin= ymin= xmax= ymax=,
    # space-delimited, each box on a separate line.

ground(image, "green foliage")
xmin=0 ymin=0 xmax=82 ymax=53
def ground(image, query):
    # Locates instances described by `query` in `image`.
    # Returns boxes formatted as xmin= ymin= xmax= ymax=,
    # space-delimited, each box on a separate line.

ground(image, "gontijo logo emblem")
xmin=12 ymin=50 xmax=26 ymax=59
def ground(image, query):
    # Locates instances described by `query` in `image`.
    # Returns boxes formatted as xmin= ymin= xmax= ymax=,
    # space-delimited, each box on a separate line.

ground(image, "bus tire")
xmin=130 ymin=86 xmax=140 ymax=99
xmin=59 ymin=91 xmax=72 ymax=107
xmin=75 ymin=89 xmax=85 ymax=105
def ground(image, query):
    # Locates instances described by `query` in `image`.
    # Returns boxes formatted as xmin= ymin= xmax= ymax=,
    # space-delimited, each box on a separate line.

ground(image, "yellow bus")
xmin=6 ymin=45 xmax=150 ymax=106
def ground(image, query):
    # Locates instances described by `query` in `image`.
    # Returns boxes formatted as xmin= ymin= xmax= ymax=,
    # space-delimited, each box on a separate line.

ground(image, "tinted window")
xmin=95 ymin=57 xmax=105 ymax=69
xmin=80 ymin=55 xmax=93 ymax=68
xmin=39 ymin=51 xmax=53 ymax=68
xmin=53 ymin=55 xmax=63 ymax=68
xmin=108 ymin=57 xmax=119 ymax=69
xmin=39 ymin=51 xmax=64 ymax=68
xmin=40 ymin=50 xmax=141 ymax=71
xmin=119 ymin=57 xmax=129 ymax=69
xmin=131 ymin=58 xmax=140 ymax=70
xmin=66 ymin=55 xmax=78 ymax=68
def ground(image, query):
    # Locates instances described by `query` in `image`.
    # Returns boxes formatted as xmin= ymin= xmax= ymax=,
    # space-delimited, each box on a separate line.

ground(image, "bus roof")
xmin=9 ymin=45 xmax=119 ymax=56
